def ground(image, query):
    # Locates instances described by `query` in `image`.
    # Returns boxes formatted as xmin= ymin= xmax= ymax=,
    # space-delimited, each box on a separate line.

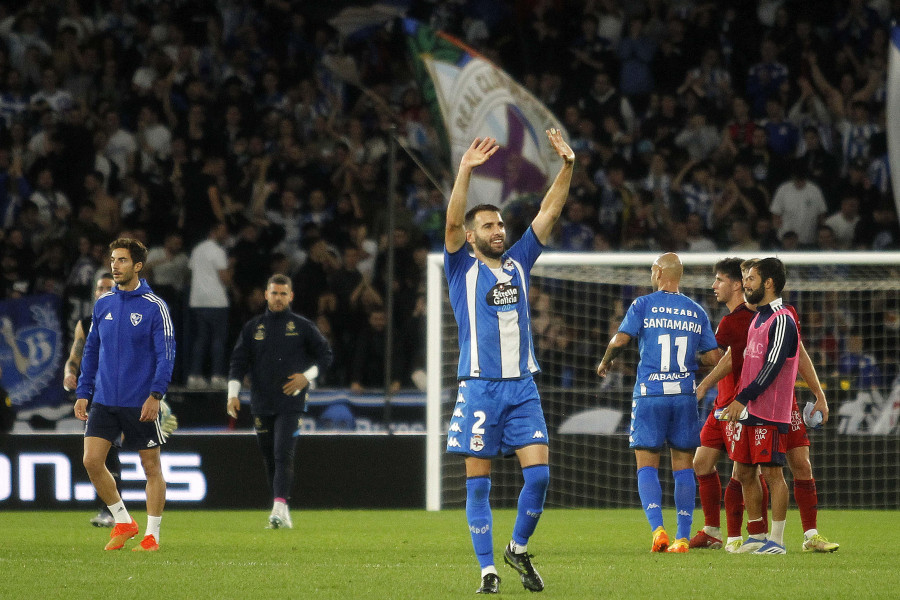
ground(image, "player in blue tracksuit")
xmin=75 ymin=238 xmax=175 ymax=552
xmin=444 ymin=131 xmax=575 ymax=594
xmin=597 ymin=253 xmax=721 ymax=553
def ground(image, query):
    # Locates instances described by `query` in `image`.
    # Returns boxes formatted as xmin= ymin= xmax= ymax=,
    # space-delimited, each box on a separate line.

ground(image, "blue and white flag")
xmin=405 ymin=19 xmax=567 ymax=208
xmin=0 ymin=294 xmax=64 ymax=409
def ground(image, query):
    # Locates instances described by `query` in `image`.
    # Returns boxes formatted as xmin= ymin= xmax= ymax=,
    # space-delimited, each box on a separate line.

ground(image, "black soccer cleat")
xmin=476 ymin=572 xmax=500 ymax=594
xmin=504 ymin=544 xmax=544 ymax=592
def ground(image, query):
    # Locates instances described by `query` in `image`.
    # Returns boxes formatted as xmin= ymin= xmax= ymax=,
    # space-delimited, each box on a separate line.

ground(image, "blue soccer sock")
xmin=637 ymin=466 xmax=664 ymax=531
xmin=673 ymin=468 xmax=696 ymax=540
xmin=466 ymin=476 xmax=494 ymax=569
xmin=512 ymin=464 xmax=550 ymax=547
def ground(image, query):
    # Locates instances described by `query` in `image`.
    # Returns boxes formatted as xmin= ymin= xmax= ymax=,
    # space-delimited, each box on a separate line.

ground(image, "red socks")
xmin=697 ymin=471 xmax=722 ymax=528
xmin=794 ymin=478 xmax=818 ymax=532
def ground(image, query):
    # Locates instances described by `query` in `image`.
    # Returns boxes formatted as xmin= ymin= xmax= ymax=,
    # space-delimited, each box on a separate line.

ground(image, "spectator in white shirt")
xmin=769 ymin=161 xmax=828 ymax=246
xmin=824 ymin=195 xmax=861 ymax=249
xmin=187 ymin=222 xmax=232 ymax=389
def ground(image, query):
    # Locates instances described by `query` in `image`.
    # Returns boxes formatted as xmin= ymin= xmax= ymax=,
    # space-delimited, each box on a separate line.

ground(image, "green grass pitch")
xmin=1 ymin=509 xmax=897 ymax=599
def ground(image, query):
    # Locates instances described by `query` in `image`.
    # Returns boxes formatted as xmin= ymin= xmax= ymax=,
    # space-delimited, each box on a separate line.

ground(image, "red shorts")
xmin=784 ymin=402 xmax=810 ymax=451
xmin=726 ymin=423 xmax=786 ymax=466
xmin=699 ymin=409 xmax=729 ymax=451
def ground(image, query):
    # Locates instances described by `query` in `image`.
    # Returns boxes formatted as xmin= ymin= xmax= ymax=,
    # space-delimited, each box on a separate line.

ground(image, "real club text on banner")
xmin=404 ymin=19 xmax=567 ymax=209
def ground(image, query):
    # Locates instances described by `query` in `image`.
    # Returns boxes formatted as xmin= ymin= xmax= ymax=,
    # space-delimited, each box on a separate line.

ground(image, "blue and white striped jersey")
xmin=619 ymin=290 xmax=718 ymax=398
xmin=444 ymin=227 xmax=542 ymax=380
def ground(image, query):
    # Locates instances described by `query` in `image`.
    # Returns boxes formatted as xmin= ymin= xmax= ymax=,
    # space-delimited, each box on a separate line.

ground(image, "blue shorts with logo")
xmin=629 ymin=394 xmax=701 ymax=451
xmin=446 ymin=377 xmax=548 ymax=457
xmin=85 ymin=402 xmax=165 ymax=451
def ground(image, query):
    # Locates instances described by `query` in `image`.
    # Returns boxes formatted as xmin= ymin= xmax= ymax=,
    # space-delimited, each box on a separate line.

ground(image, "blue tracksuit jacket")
xmin=76 ymin=279 xmax=175 ymax=407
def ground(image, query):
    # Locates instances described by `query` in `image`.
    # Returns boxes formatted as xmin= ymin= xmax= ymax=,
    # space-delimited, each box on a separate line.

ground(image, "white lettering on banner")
xmin=0 ymin=452 xmax=206 ymax=503
xmin=0 ymin=455 xmax=10 ymax=501
xmin=19 ymin=453 xmax=70 ymax=501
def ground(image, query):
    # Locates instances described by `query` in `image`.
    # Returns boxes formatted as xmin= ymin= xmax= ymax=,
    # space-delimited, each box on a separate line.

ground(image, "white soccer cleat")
xmin=267 ymin=501 xmax=293 ymax=529
xmin=724 ymin=538 xmax=744 ymax=553
xmin=734 ymin=537 xmax=766 ymax=553
xmin=753 ymin=540 xmax=786 ymax=554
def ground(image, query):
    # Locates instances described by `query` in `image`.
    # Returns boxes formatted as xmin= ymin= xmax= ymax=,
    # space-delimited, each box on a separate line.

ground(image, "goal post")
xmin=426 ymin=251 xmax=900 ymax=511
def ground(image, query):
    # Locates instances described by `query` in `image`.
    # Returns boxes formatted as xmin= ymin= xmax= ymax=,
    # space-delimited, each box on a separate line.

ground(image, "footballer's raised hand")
xmin=459 ymin=137 xmax=499 ymax=170
xmin=546 ymin=128 xmax=575 ymax=164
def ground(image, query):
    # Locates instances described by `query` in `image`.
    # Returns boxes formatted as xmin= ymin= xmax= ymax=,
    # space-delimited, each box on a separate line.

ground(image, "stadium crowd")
xmin=0 ymin=0 xmax=897 ymax=396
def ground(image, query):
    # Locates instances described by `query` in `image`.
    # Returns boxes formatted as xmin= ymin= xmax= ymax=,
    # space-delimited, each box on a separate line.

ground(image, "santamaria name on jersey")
xmin=642 ymin=317 xmax=703 ymax=333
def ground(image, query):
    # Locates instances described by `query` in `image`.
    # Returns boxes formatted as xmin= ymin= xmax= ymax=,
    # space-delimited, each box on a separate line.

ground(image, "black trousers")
xmin=253 ymin=412 xmax=302 ymax=501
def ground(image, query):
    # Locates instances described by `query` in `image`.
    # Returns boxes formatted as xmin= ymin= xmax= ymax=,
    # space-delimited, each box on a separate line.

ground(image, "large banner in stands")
xmin=0 ymin=294 xmax=64 ymax=411
xmin=404 ymin=18 xmax=567 ymax=209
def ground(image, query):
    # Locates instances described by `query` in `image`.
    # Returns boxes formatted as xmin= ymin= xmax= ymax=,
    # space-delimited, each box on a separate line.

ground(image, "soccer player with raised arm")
xmin=693 ymin=258 xmax=838 ymax=553
xmin=717 ymin=257 xmax=797 ymax=554
xmin=444 ymin=130 xmax=574 ymax=594
xmin=596 ymin=253 xmax=721 ymax=553
xmin=75 ymin=238 xmax=175 ymax=551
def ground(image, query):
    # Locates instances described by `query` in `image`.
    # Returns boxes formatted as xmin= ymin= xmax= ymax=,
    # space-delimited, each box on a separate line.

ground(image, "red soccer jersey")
xmin=714 ymin=304 xmax=755 ymax=407
xmin=714 ymin=302 xmax=803 ymax=408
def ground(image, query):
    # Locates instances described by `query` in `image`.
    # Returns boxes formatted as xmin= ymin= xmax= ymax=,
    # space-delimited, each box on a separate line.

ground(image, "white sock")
xmin=107 ymin=500 xmax=131 ymax=524
xmin=804 ymin=528 xmax=818 ymax=539
xmin=770 ymin=520 xmax=785 ymax=546
xmin=510 ymin=541 xmax=527 ymax=554
xmin=703 ymin=526 xmax=721 ymax=539
xmin=481 ymin=565 xmax=498 ymax=577
xmin=146 ymin=515 xmax=162 ymax=541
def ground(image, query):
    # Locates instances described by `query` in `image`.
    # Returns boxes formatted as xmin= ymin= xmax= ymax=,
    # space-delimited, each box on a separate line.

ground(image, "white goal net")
xmin=426 ymin=251 xmax=900 ymax=511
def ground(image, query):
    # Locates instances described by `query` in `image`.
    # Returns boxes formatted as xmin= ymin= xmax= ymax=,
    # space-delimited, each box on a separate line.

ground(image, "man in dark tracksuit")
xmin=227 ymin=274 xmax=333 ymax=529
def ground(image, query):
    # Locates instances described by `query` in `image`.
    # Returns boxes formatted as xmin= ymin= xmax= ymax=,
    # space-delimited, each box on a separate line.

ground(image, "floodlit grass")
xmin=0 ymin=509 xmax=897 ymax=599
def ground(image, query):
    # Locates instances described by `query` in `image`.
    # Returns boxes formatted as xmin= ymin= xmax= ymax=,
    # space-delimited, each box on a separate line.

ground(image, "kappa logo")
xmin=146 ymin=440 xmax=157 ymax=448
xmin=453 ymin=408 xmax=464 ymax=418
xmin=677 ymin=510 xmax=691 ymax=517
xmin=532 ymin=430 xmax=545 ymax=439
xmin=646 ymin=503 xmax=660 ymax=509
xmin=470 ymin=434 xmax=485 ymax=452
xmin=459 ymin=381 xmax=466 ymax=388
xmin=456 ymin=393 xmax=465 ymax=404
xmin=104 ymin=313 xmax=113 ymax=320
xmin=447 ymin=437 xmax=461 ymax=448
xmin=130 ymin=313 xmax=143 ymax=326
xmin=449 ymin=422 xmax=462 ymax=432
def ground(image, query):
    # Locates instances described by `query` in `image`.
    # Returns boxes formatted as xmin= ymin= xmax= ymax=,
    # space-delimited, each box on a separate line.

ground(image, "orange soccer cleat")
xmin=104 ymin=517 xmax=139 ymax=550
xmin=131 ymin=535 xmax=160 ymax=552
xmin=666 ymin=538 xmax=690 ymax=553
xmin=651 ymin=526 xmax=669 ymax=552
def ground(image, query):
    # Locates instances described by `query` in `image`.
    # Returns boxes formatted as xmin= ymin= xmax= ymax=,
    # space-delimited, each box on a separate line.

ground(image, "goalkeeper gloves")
xmin=159 ymin=399 xmax=179 ymax=440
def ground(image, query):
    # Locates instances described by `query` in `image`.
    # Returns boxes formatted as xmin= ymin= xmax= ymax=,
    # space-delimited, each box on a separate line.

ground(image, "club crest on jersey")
xmin=470 ymin=434 xmax=484 ymax=452
xmin=130 ymin=313 xmax=142 ymax=326
xmin=286 ymin=321 xmax=298 ymax=336
xmin=503 ymin=258 xmax=515 ymax=271
xmin=254 ymin=324 xmax=265 ymax=340
xmin=486 ymin=282 xmax=519 ymax=308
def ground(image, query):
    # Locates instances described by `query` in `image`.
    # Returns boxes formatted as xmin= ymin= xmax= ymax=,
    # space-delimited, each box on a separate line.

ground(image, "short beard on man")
xmin=744 ymin=284 xmax=765 ymax=305
xmin=473 ymin=234 xmax=505 ymax=260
